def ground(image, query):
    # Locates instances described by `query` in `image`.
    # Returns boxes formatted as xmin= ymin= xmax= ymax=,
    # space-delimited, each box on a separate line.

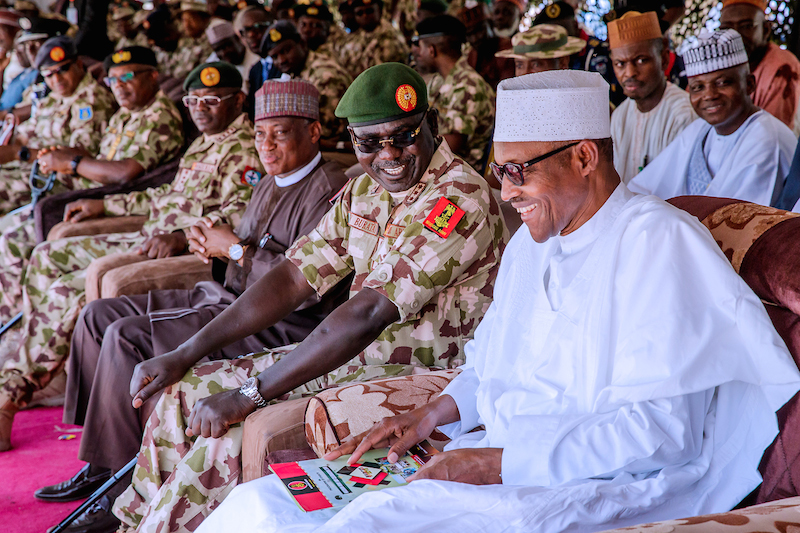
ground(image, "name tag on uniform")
xmin=384 ymin=224 xmax=404 ymax=239
xmin=423 ymin=197 xmax=465 ymax=239
xmin=348 ymin=213 xmax=379 ymax=236
xmin=191 ymin=161 xmax=216 ymax=173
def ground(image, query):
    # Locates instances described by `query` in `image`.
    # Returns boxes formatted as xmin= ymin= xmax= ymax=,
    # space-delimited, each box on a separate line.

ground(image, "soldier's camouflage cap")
xmin=103 ymin=46 xmax=158 ymax=71
xmin=184 ymin=61 xmax=243 ymax=91
xmin=412 ymin=15 xmax=466 ymax=45
xmin=496 ymin=23 xmax=585 ymax=59
xmin=34 ymin=35 xmax=77 ymax=70
xmin=294 ymin=0 xmax=333 ymax=22
xmin=335 ymin=63 xmax=427 ymax=127
xmin=260 ymin=20 xmax=302 ymax=55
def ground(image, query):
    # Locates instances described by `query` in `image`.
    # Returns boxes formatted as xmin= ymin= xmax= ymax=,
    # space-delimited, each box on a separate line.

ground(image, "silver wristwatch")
xmin=239 ymin=376 xmax=267 ymax=408
xmin=228 ymin=241 xmax=245 ymax=262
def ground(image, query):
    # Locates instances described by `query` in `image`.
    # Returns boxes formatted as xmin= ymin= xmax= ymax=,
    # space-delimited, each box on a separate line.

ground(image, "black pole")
xmin=50 ymin=458 xmax=137 ymax=533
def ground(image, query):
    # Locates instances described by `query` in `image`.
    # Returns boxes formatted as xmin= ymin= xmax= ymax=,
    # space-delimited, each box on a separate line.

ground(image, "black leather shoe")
xmin=35 ymin=464 xmax=111 ymax=502
xmin=50 ymin=501 xmax=121 ymax=533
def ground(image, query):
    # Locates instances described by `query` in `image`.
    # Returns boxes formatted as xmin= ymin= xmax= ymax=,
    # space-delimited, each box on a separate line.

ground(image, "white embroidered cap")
xmin=493 ymin=70 xmax=610 ymax=142
xmin=683 ymin=29 xmax=749 ymax=77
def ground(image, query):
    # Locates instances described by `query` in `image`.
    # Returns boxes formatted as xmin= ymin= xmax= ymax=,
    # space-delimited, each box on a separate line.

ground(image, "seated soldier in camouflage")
xmin=413 ymin=15 xmax=495 ymax=172
xmin=0 ymin=35 xmax=116 ymax=215
xmin=107 ymin=63 xmax=507 ymax=533
xmin=338 ymin=0 xmax=409 ymax=79
xmin=294 ymin=0 xmax=348 ymax=61
xmin=144 ymin=3 xmax=213 ymax=81
xmin=0 ymin=62 xmax=258 ymax=455
xmin=0 ymin=45 xmax=183 ymax=331
xmin=262 ymin=20 xmax=352 ymax=150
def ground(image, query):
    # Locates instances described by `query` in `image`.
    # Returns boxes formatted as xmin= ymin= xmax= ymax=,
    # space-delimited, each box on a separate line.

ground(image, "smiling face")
xmin=496 ymin=140 xmax=596 ymax=242
xmin=609 ymin=38 xmax=667 ymax=101
xmin=254 ymin=116 xmax=321 ymax=176
xmin=688 ymin=64 xmax=756 ymax=135
xmin=107 ymin=64 xmax=159 ymax=110
xmin=350 ymin=111 xmax=438 ymax=193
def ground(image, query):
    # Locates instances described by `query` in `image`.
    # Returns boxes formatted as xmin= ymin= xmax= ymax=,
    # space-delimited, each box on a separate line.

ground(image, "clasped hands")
xmin=37 ymin=145 xmax=90 ymax=174
xmin=187 ymin=216 xmax=239 ymax=264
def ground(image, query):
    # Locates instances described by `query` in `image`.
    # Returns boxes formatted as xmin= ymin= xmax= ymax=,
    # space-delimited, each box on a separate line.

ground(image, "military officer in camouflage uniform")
xmin=496 ymin=23 xmax=586 ymax=76
xmin=262 ymin=20 xmax=352 ymax=148
xmin=0 ymin=36 xmax=116 ymax=214
xmin=413 ymin=16 xmax=495 ymax=171
xmin=144 ymin=4 xmax=213 ymax=80
xmin=0 ymin=46 xmax=183 ymax=350
xmin=0 ymin=63 xmax=259 ymax=457
xmin=111 ymin=63 xmax=507 ymax=533
xmin=339 ymin=0 xmax=409 ymax=79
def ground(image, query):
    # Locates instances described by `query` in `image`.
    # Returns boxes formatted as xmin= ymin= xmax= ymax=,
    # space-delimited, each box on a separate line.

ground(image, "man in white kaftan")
xmin=607 ymin=11 xmax=696 ymax=182
xmin=195 ymin=71 xmax=800 ymax=533
xmin=629 ymin=29 xmax=796 ymax=206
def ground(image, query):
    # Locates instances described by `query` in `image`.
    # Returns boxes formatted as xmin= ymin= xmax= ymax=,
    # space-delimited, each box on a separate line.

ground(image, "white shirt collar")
xmin=274 ymin=152 xmax=322 ymax=187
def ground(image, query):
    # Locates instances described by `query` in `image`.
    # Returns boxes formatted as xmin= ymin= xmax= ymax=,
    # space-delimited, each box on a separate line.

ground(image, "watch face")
xmin=229 ymin=243 xmax=244 ymax=261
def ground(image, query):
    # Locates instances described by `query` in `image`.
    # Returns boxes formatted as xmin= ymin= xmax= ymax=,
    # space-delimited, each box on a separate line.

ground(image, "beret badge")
xmin=49 ymin=46 xmax=66 ymax=62
xmin=112 ymin=50 xmax=132 ymax=64
xmin=269 ymin=28 xmax=282 ymax=42
xmin=307 ymin=6 xmax=319 ymax=15
xmin=200 ymin=66 xmax=221 ymax=86
xmin=545 ymin=4 xmax=561 ymax=18
xmin=395 ymin=84 xmax=417 ymax=112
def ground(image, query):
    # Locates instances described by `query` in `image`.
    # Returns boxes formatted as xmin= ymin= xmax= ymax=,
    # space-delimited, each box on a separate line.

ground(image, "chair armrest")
xmin=47 ymin=216 xmax=147 ymax=241
xmin=599 ymin=496 xmax=800 ymax=532
xmin=304 ymin=369 xmax=460 ymax=457
xmin=242 ymin=397 xmax=312 ymax=482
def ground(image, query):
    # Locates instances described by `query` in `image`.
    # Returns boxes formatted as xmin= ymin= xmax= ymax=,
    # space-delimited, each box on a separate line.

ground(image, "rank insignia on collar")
xmin=423 ymin=197 xmax=464 ymax=239
xmin=242 ymin=166 xmax=263 ymax=186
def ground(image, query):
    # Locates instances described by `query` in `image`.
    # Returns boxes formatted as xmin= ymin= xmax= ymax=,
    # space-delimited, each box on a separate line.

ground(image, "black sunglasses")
xmin=489 ymin=142 xmax=579 ymax=186
xmin=42 ymin=61 xmax=74 ymax=79
xmin=349 ymin=112 xmax=427 ymax=154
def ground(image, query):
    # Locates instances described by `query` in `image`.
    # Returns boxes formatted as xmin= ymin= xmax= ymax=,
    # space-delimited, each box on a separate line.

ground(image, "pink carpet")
xmin=0 ymin=406 xmax=85 ymax=533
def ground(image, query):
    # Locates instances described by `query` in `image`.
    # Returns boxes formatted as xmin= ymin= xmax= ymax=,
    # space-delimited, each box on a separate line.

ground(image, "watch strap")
xmin=239 ymin=377 xmax=267 ymax=408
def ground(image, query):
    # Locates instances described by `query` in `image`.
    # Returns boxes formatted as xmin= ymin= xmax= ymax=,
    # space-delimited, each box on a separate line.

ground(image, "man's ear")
xmin=308 ymin=119 xmax=322 ymax=144
xmin=660 ymin=37 xmax=670 ymax=70
xmin=577 ymin=140 xmax=600 ymax=177
xmin=745 ymin=73 xmax=756 ymax=95
xmin=426 ymin=108 xmax=439 ymax=140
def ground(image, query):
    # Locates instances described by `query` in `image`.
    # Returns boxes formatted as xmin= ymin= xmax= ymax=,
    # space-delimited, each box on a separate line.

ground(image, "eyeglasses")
xmin=349 ymin=112 xmax=426 ymax=154
xmin=103 ymin=69 xmax=151 ymax=87
xmin=489 ymin=142 xmax=579 ymax=186
xmin=182 ymin=93 xmax=236 ymax=108
xmin=41 ymin=61 xmax=73 ymax=79
xmin=239 ymin=22 xmax=269 ymax=34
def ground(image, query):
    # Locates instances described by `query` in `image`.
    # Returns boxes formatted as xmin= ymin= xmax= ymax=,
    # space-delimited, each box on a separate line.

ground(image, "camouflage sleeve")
xmin=362 ymin=192 xmax=494 ymax=322
xmin=13 ymin=116 xmax=34 ymax=144
xmin=66 ymin=103 xmax=105 ymax=155
xmin=317 ymin=71 xmax=351 ymax=140
xmin=285 ymin=192 xmax=354 ymax=295
xmin=103 ymin=186 xmax=162 ymax=217
xmin=437 ymin=87 xmax=478 ymax=137
xmin=116 ymin=105 xmax=183 ymax=172
xmin=204 ymin=149 xmax=263 ymax=229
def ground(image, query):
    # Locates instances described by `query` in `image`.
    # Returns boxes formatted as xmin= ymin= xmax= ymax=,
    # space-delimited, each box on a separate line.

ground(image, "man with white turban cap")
xmin=194 ymin=70 xmax=800 ymax=533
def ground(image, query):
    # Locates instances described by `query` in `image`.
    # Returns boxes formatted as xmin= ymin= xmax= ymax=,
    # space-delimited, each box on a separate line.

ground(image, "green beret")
xmin=335 ymin=63 xmax=428 ymax=127
xmin=103 ymin=46 xmax=158 ymax=71
xmin=183 ymin=61 xmax=243 ymax=91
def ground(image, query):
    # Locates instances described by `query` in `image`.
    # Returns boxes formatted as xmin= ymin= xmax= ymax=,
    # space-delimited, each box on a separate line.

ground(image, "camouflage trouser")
xmin=0 ymin=205 xmax=36 ymax=324
xmin=0 ymin=231 xmax=145 ymax=407
xmin=0 ymin=163 xmax=32 ymax=216
xmin=112 ymin=348 xmax=422 ymax=533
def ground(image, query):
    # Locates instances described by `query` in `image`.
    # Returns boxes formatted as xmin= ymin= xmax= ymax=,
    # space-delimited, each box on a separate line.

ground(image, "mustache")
xmin=371 ymin=155 xmax=414 ymax=172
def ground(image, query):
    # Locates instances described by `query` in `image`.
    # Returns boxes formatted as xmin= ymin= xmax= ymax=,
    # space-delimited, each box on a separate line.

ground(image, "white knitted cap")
xmin=493 ymin=70 xmax=610 ymax=142
xmin=684 ymin=29 xmax=749 ymax=77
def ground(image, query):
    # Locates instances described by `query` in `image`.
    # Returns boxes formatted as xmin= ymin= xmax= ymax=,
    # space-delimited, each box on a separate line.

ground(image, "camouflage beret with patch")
xmin=183 ymin=61 xmax=243 ymax=91
xmin=34 ymin=35 xmax=77 ymax=70
xmin=335 ymin=62 xmax=428 ymax=126
xmin=103 ymin=45 xmax=158 ymax=71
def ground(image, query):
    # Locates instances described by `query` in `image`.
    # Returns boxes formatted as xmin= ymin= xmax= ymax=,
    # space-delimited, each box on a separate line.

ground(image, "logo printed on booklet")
xmin=423 ymin=197 xmax=465 ymax=239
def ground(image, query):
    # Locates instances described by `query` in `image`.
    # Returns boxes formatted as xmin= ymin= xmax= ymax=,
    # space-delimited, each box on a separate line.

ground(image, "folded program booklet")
xmin=269 ymin=442 xmax=438 ymax=512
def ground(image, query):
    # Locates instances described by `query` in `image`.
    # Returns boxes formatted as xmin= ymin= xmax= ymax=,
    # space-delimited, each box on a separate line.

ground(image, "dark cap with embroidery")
xmin=294 ymin=0 xmax=333 ymax=22
xmin=183 ymin=61 xmax=243 ymax=91
xmin=335 ymin=62 xmax=427 ymax=127
xmin=260 ymin=20 xmax=302 ymax=55
xmin=103 ymin=45 xmax=158 ymax=71
xmin=34 ymin=35 xmax=78 ymax=70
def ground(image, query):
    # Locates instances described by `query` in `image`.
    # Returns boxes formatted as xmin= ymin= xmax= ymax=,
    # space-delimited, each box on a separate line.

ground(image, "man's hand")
xmin=185 ymin=388 xmax=257 ymax=438
xmin=406 ymin=448 xmax=503 ymax=485
xmin=135 ymin=233 xmax=188 ymax=259
xmin=64 ymin=199 xmax=104 ymax=223
xmin=130 ymin=354 xmax=194 ymax=408
xmin=37 ymin=146 xmax=87 ymax=174
xmin=324 ymin=402 xmax=443 ymax=465
xmin=187 ymin=217 xmax=238 ymax=264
